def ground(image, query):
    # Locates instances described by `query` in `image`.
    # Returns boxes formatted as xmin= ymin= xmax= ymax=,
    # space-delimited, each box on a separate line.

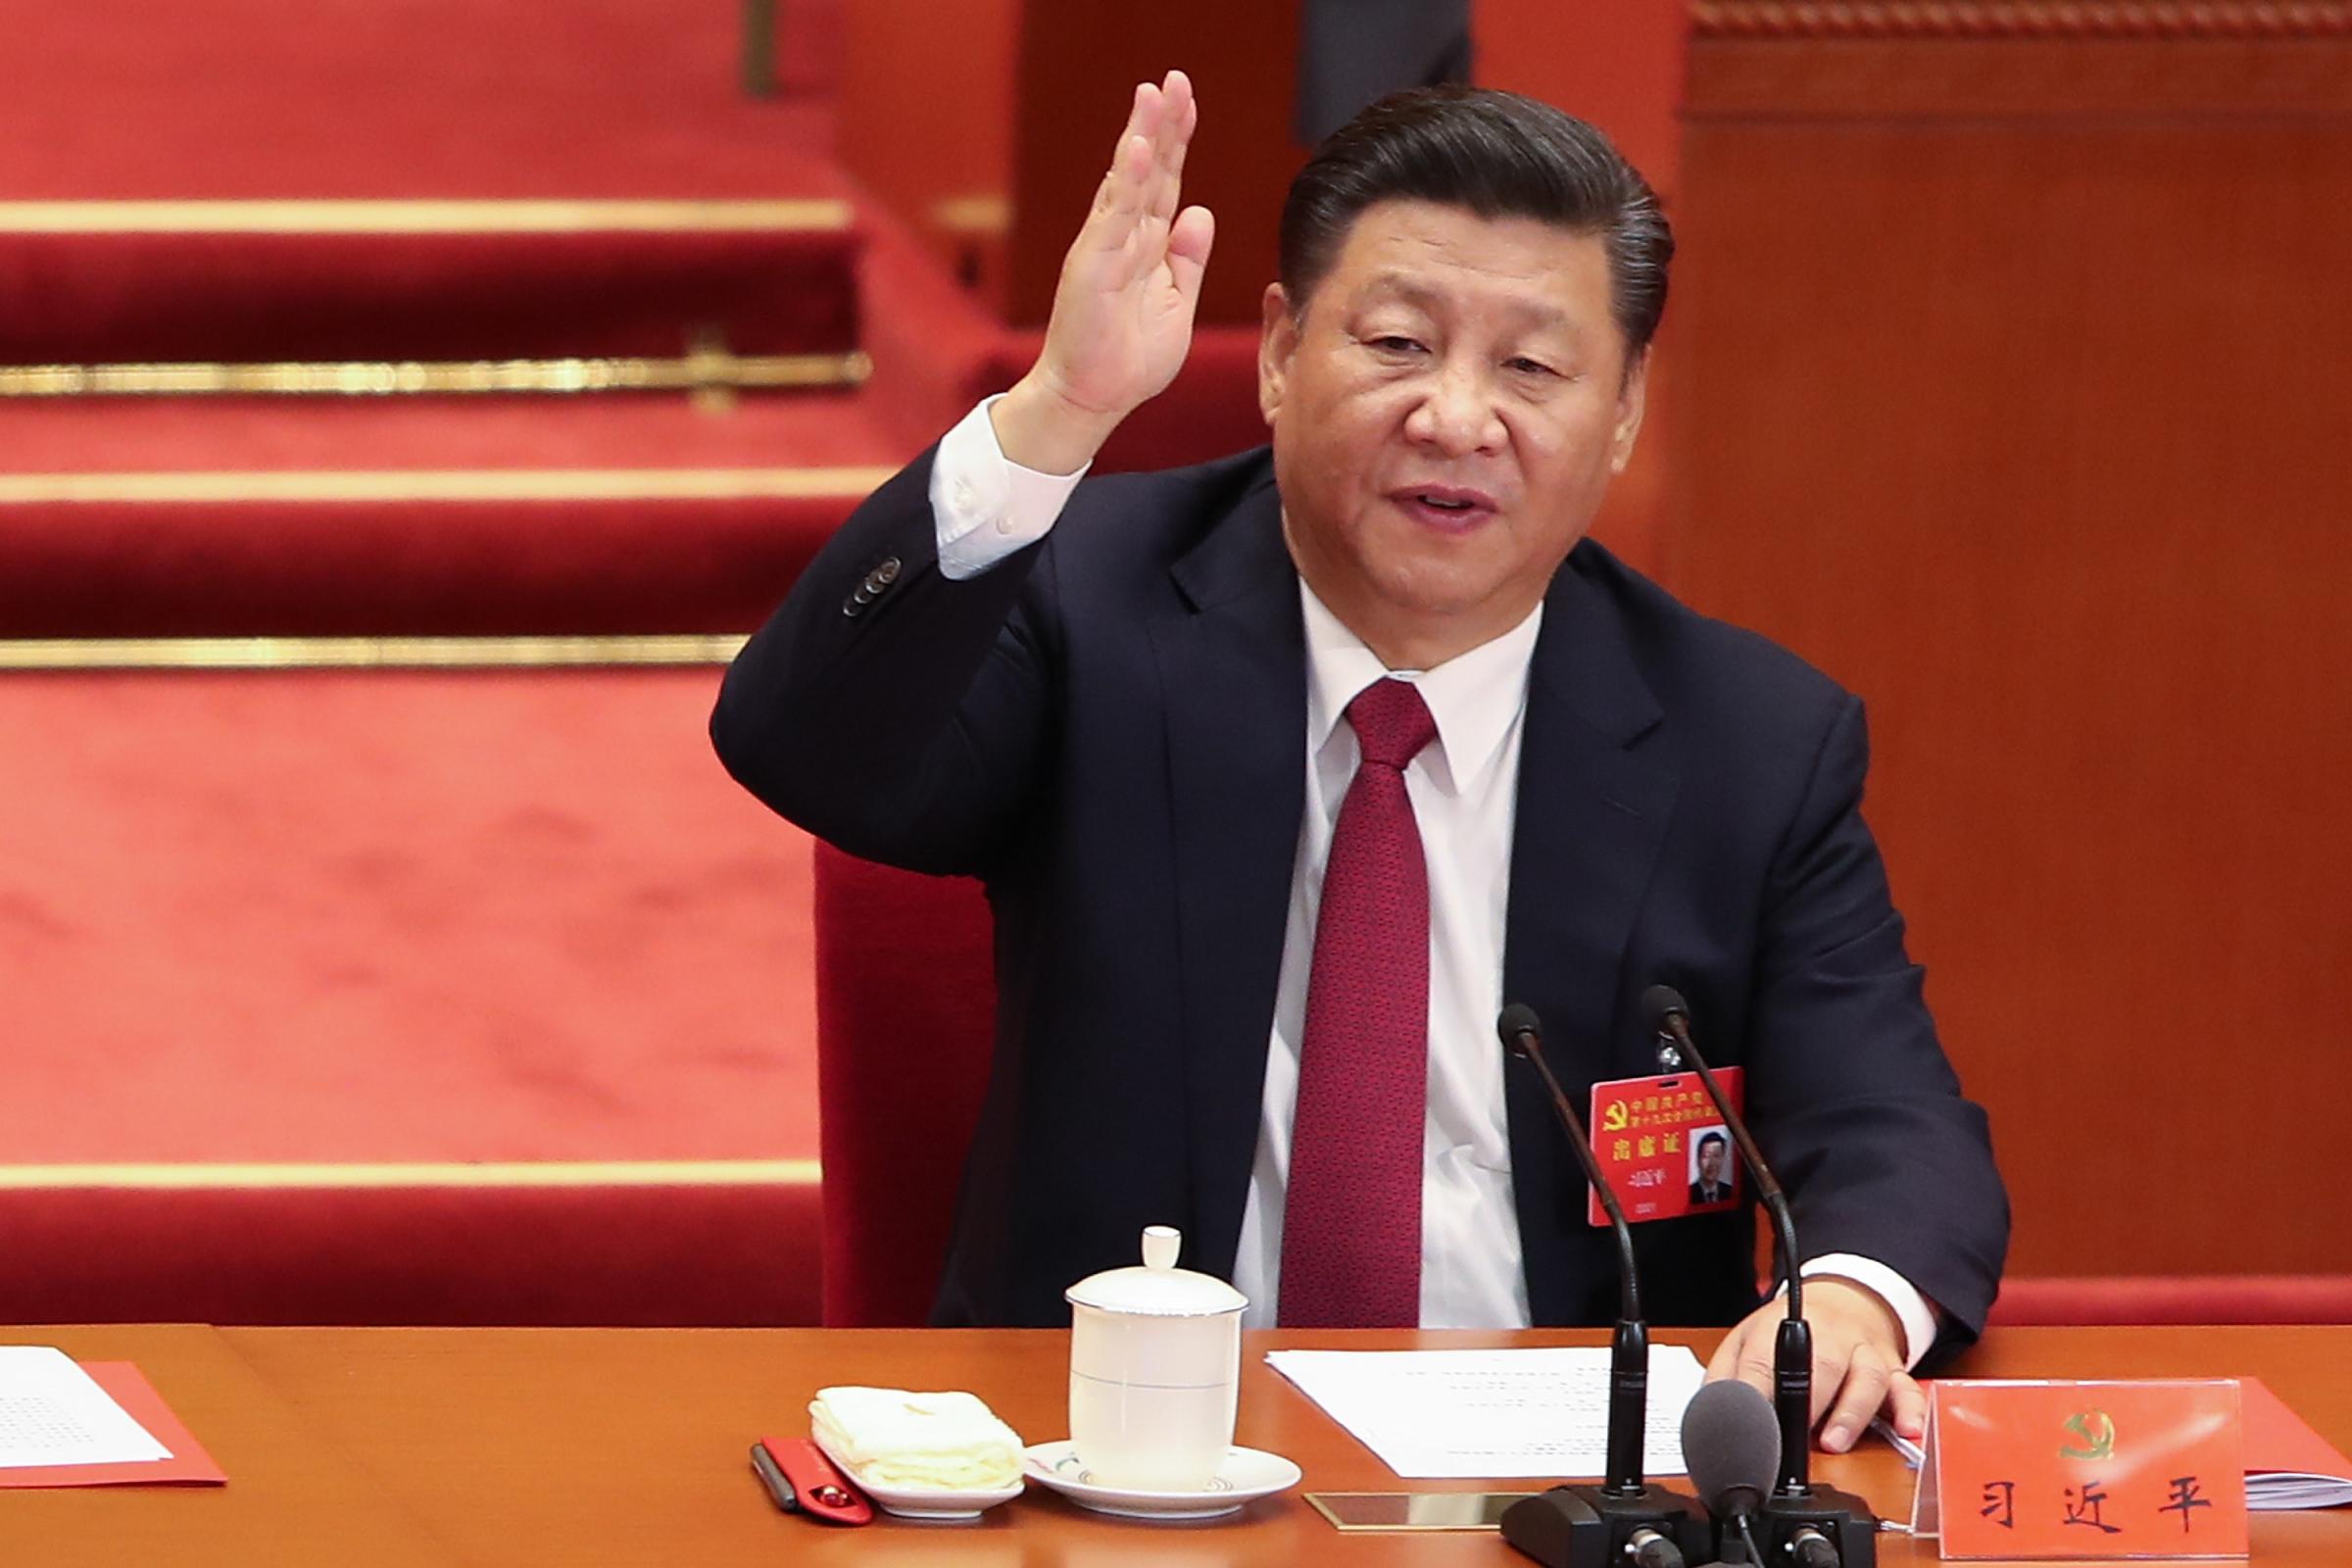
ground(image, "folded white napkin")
xmin=808 ymin=1386 xmax=1023 ymax=1491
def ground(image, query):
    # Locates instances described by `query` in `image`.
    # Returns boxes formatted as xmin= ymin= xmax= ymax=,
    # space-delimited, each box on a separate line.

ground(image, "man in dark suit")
xmin=713 ymin=74 xmax=2006 ymax=1454
xmin=1690 ymin=1132 xmax=1734 ymax=1207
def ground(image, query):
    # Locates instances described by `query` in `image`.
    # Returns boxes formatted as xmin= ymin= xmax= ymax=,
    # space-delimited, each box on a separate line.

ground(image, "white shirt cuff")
xmin=929 ymin=395 xmax=1088 ymax=580
xmin=1785 ymin=1253 xmax=1938 ymax=1370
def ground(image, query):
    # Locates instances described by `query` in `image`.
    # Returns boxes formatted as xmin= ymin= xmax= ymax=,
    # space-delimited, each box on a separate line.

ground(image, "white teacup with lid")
xmin=1064 ymin=1225 xmax=1248 ymax=1492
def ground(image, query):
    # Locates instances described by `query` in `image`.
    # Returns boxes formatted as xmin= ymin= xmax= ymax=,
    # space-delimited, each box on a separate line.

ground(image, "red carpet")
xmin=0 ymin=0 xmax=1004 ymax=1328
xmin=0 ymin=396 xmax=913 ymax=636
xmin=0 ymin=0 xmax=845 ymax=200
xmin=0 ymin=669 xmax=814 ymax=1163
xmin=0 ymin=216 xmax=863 ymax=366
xmin=0 ymin=393 xmax=908 ymax=472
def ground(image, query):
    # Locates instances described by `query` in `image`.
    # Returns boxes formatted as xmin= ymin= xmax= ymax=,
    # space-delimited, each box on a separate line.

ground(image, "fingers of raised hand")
xmin=1164 ymin=205 xmax=1214 ymax=301
xmin=1149 ymin=72 xmax=1196 ymax=222
xmin=1097 ymin=129 xmax=1152 ymax=217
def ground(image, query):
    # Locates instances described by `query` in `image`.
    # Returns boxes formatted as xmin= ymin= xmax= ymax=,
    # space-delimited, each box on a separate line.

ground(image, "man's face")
xmin=1259 ymin=198 xmax=1647 ymax=667
xmin=1698 ymin=1141 xmax=1725 ymax=1183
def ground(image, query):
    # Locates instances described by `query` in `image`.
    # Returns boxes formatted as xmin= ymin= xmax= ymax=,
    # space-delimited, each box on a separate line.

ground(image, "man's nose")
xmin=1405 ymin=360 xmax=1504 ymax=456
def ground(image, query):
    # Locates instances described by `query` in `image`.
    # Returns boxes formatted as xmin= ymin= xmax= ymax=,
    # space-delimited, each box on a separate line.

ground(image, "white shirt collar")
xmin=1299 ymin=579 xmax=1544 ymax=797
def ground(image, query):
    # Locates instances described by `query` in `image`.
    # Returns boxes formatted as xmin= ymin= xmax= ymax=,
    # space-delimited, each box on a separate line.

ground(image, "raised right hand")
xmin=991 ymin=70 xmax=1215 ymax=475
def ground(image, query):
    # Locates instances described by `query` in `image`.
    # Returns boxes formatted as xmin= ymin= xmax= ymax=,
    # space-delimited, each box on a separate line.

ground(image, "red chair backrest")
xmin=1991 ymin=1276 xmax=2352 ymax=1326
xmin=811 ymin=841 xmax=997 ymax=1326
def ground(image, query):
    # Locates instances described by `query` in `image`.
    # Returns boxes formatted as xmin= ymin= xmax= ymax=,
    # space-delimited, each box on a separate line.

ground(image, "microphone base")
xmin=1500 ymin=1483 xmax=1710 ymax=1567
xmin=1759 ymin=1484 xmax=1879 ymax=1567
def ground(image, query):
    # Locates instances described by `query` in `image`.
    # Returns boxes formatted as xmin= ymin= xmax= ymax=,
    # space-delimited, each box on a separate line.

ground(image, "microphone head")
xmin=1642 ymin=984 xmax=1691 ymax=1032
xmin=1681 ymin=1378 xmax=1781 ymax=1518
xmin=1495 ymin=1004 xmax=1544 ymax=1056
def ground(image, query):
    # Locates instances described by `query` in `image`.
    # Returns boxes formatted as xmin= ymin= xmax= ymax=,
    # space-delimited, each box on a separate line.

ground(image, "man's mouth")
xmin=1390 ymin=484 xmax=1499 ymax=531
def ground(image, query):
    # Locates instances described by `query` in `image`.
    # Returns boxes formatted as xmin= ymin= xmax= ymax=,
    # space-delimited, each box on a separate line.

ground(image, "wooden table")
xmin=8 ymin=1325 xmax=2350 ymax=1565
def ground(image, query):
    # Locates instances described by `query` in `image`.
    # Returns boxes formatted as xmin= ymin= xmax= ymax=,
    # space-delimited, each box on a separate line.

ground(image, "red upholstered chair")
xmin=1991 ymin=1276 xmax=2352 ymax=1326
xmin=811 ymin=840 xmax=997 ymax=1325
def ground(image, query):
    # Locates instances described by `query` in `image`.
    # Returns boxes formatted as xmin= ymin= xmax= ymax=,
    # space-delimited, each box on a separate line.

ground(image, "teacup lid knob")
xmin=1064 ymin=1224 xmax=1249 ymax=1316
xmin=1142 ymin=1225 xmax=1181 ymax=1271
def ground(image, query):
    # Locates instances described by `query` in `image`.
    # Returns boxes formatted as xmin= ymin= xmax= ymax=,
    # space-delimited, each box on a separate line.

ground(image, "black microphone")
xmin=1680 ymin=1379 xmax=1779 ymax=1564
xmin=1495 ymin=1004 xmax=1706 ymax=1568
xmin=1642 ymin=985 xmax=1878 ymax=1567
xmin=1642 ymin=984 xmax=1810 ymax=1494
xmin=1499 ymin=1003 xmax=1646 ymax=1493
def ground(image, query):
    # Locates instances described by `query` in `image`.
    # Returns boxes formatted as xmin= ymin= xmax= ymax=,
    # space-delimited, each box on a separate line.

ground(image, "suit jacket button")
xmin=873 ymin=557 xmax=902 ymax=584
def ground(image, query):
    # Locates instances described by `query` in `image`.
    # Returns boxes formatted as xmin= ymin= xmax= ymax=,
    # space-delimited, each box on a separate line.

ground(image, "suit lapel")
xmin=1501 ymin=550 xmax=1681 ymax=1325
xmin=1150 ymin=475 xmax=1305 ymax=1281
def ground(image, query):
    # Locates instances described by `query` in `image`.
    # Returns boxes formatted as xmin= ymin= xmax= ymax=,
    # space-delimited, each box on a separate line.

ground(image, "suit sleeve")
xmin=1745 ymin=694 xmax=2011 ymax=1364
xmin=709 ymin=446 xmax=1060 ymax=878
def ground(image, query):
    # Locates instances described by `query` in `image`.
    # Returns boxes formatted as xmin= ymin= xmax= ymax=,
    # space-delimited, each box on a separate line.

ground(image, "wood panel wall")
xmin=1664 ymin=5 xmax=2352 ymax=1276
xmin=842 ymin=2 xmax=1299 ymax=325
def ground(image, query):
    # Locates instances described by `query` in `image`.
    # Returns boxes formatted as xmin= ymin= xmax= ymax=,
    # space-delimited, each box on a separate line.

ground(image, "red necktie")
xmin=1278 ymin=676 xmax=1438 ymax=1328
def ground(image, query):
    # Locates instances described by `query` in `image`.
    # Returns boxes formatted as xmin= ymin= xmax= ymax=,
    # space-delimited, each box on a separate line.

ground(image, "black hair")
xmin=1278 ymin=85 xmax=1672 ymax=361
xmin=1697 ymin=1132 xmax=1727 ymax=1152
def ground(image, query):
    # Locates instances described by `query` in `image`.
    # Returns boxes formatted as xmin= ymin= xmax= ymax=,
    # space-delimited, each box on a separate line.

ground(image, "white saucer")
xmin=809 ymin=1429 xmax=1024 ymax=1520
xmin=1021 ymin=1442 xmax=1302 ymax=1519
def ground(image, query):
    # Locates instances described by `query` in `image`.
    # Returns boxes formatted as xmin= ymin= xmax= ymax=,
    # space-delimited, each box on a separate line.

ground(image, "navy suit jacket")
xmin=713 ymin=446 xmax=2009 ymax=1356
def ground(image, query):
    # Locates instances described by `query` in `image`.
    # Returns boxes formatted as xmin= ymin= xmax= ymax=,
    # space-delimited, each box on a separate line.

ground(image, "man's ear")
xmin=1258 ymin=282 xmax=1298 ymax=428
xmin=1608 ymin=349 xmax=1651 ymax=475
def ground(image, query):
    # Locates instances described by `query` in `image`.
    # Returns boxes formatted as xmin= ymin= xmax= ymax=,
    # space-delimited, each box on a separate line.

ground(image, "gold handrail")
xmin=0 ymin=350 xmax=870 ymax=399
xmin=0 ymin=198 xmax=854 ymax=233
xmin=0 ymin=636 xmax=752 ymax=671
xmin=0 ymin=1160 xmax=818 ymax=1189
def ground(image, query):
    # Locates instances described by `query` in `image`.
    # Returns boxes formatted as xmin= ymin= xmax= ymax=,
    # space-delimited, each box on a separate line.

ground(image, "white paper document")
xmin=0 ymin=1347 xmax=172 ymax=1469
xmin=1265 ymin=1345 xmax=1708 ymax=1479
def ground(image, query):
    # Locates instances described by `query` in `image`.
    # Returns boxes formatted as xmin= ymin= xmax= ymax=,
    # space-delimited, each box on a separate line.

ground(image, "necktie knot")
xmin=1346 ymin=677 xmax=1437 ymax=771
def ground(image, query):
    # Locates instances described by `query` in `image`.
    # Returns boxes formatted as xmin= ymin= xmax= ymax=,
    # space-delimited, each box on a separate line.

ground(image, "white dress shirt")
xmin=925 ymin=396 xmax=1937 ymax=1364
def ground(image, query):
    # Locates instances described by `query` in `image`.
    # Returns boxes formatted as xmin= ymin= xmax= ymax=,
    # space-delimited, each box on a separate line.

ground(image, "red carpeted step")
xmin=0 ymin=395 xmax=908 ymax=635
xmin=0 ymin=1172 xmax=823 ymax=1326
xmin=0 ymin=669 xmax=815 ymax=1164
xmin=1 ymin=0 xmax=844 ymax=203
xmin=0 ymin=669 xmax=824 ymax=1325
xmin=0 ymin=201 xmax=863 ymax=374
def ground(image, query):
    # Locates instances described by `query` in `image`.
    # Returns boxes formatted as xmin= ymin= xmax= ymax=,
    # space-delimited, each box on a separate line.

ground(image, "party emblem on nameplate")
xmin=1585 ymin=1068 xmax=1744 ymax=1226
xmin=1911 ymin=1380 xmax=2249 ymax=1560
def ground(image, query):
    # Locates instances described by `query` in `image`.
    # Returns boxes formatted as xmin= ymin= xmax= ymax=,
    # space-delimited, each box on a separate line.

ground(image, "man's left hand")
xmin=1704 ymin=1277 xmax=1926 ymax=1453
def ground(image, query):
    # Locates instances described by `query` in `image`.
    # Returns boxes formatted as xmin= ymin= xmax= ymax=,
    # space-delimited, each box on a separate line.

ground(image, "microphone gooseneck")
xmin=1639 ymin=986 xmax=1799 ymax=1324
xmin=1498 ymin=1004 xmax=1639 ymax=1325
xmin=1494 ymin=1005 xmax=1709 ymax=1568
xmin=1647 ymin=987 xmax=1882 ymax=1567
xmin=1496 ymin=1004 xmax=1643 ymax=1499
xmin=1642 ymin=984 xmax=1812 ymax=1498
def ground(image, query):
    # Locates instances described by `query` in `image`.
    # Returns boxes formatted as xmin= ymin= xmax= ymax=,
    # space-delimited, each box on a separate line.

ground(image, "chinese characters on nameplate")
xmin=1913 ymin=1379 xmax=2248 ymax=1560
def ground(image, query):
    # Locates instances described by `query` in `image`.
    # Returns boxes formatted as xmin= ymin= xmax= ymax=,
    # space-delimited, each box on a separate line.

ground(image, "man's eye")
xmin=1370 ymin=336 xmax=1425 ymax=354
xmin=1506 ymin=357 xmax=1556 ymax=377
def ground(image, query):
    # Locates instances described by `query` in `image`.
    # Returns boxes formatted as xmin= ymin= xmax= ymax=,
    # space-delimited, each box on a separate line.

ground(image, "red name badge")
xmin=1586 ymin=1068 xmax=1744 ymax=1226
xmin=1914 ymin=1380 xmax=2249 ymax=1560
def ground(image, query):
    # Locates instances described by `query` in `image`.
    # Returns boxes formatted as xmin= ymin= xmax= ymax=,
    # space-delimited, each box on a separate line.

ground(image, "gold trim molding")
xmin=0 ymin=350 xmax=870 ymax=399
xmin=1690 ymin=2 xmax=2352 ymax=35
xmin=0 ymin=199 xmax=854 ymax=234
xmin=0 ymin=466 xmax=894 ymax=505
xmin=0 ymin=635 xmax=752 ymax=671
xmin=0 ymin=1160 xmax=818 ymax=1189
